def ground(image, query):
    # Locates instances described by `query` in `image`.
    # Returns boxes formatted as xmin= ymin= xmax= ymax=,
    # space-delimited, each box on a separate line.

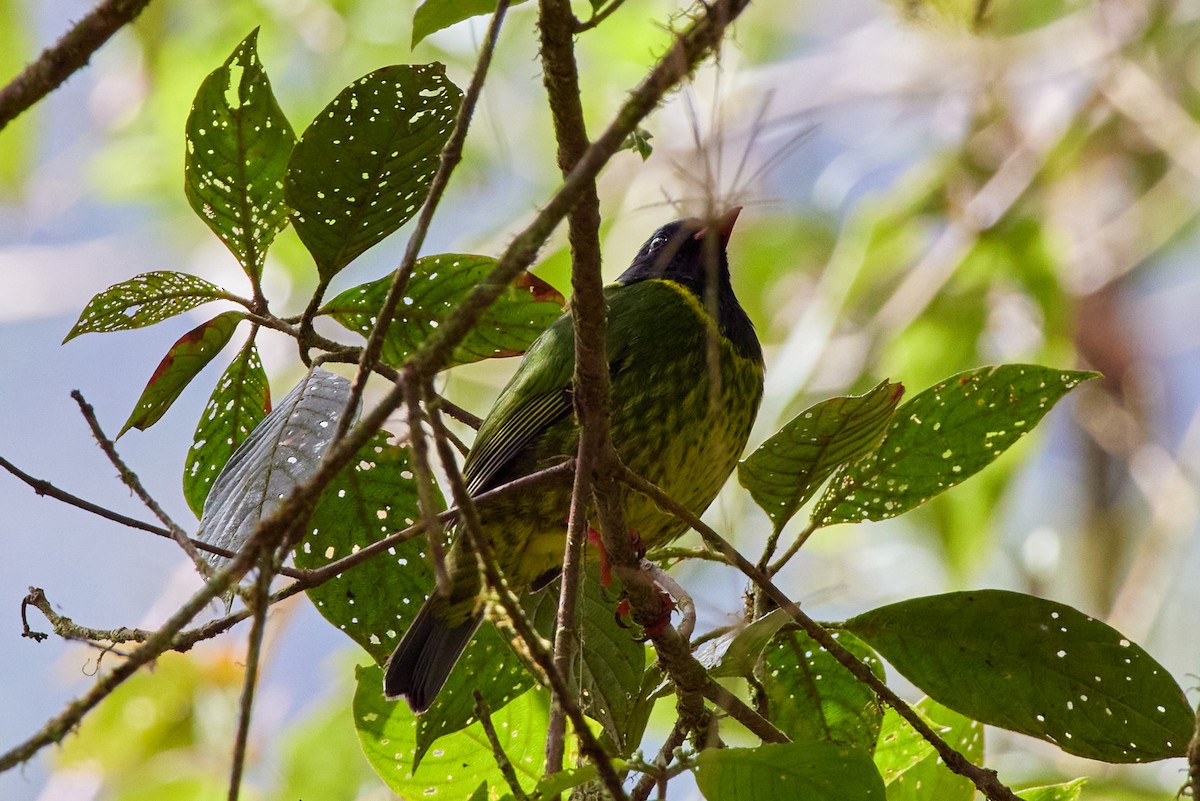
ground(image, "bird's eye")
xmin=647 ymin=233 xmax=669 ymax=253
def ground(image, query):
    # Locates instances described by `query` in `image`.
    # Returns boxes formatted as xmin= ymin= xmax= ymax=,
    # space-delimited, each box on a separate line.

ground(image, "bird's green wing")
xmin=462 ymin=311 xmax=577 ymax=494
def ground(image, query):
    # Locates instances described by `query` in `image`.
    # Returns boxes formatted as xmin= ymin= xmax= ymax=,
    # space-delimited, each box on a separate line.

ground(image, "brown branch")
xmin=227 ymin=559 xmax=271 ymax=801
xmin=615 ymin=463 xmax=1024 ymax=801
xmin=629 ymin=719 xmax=687 ymax=801
xmin=474 ymin=691 xmax=531 ymax=801
xmin=335 ymin=0 xmax=511 ymax=444
xmin=1186 ymin=700 xmax=1200 ymax=799
xmin=71 ymin=390 xmax=210 ymax=575
xmin=0 ymin=0 xmax=154 ymax=132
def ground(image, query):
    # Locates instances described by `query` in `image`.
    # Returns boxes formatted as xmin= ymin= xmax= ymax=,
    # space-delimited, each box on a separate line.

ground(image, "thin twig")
xmin=575 ymin=0 xmax=627 ymax=32
xmin=227 ymin=556 xmax=272 ymax=801
xmin=615 ymin=463 xmax=1024 ymax=801
xmin=474 ymin=691 xmax=531 ymax=801
xmin=71 ymin=390 xmax=211 ymax=576
xmin=0 ymin=0 xmax=154 ymax=132
xmin=404 ymin=368 xmax=451 ymax=596
xmin=335 ymin=0 xmax=511 ymax=444
xmin=630 ymin=720 xmax=687 ymax=801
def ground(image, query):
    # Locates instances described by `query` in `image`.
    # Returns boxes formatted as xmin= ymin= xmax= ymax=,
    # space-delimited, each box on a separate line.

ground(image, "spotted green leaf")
xmin=297 ymin=429 xmax=433 ymax=661
xmin=183 ymin=337 xmax=270 ymax=517
xmin=846 ymin=591 xmax=1193 ymax=763
xmin=322 ymin=255 xmax=565 ymax=369
xmin=884 ymin=698 xmax=980 ymax=801
xmin=739 ymin=380 xmax=903 ymax=532
xmin=185 ymin=28 xmax=295 ymax=282
xmin=1017 ymin=779 xmax=1087 ymax=801
xmin=813 ymin=365 xmax=1097 ymax=526
xmin=695 ymin=741 xmax=885 ymax=801
xmin=354 ymin=666 xmax=546 ymax=799
xmin=763 ymin=629 xmax=885 ymax=753
xmin=285 ymin=64 xmax=462 ymax=279
xmin=872 ymin=707 xmax=934 ymax=783
xmin=696 ymin=608 xmax=791 ymax=679
xmin=63 ymin=271 xmax=230 ymax=342
xmin=411 ymin=0 xmax=530 ymax=47
xmin=119 ymin=311 xmax=243 ymax=437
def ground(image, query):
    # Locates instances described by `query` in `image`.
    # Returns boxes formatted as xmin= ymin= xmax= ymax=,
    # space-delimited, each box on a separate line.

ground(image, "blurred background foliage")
xmin=3 ymin=0 xmax=1200 ymax=798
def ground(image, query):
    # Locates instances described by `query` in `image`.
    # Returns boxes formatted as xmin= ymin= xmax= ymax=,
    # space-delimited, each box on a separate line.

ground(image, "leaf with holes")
xmin=185 ymin=28 xmax=295 ymax=281
xmin=355 ymin=666 xmax=546 ymax=798
xmin=762 ymin=629 xmax=885 ymax=753
xmin=872 ymin=707 xmax=934 ymax=783
xmin=696 ymin=609 xmax=791 ymax=679
xmin=119 ymin=311 xmax=243 ymax=437
xmin=813 ymin=365 xmax=1097 ymax=526
xmin=411 ymin=0 xmax=531 ymax=47
xmin=884 ymin=698 xmax=981 ymax=801
xmin=845 ymin=591 xmax=1193 ymax=763
xmin=323 ymin=255 xmax=565 ymax=368
xmin=739 ymin=380 xmax=903 ymax=532
xmin=197 ymin=368 xmax=355 ymax=572
xmin=695 ymin=741 xmax=885 ymax=801
xmin=295 ymin=429 xmax=430 ymax=661
xmin=64 ymin=272 xmax=230 ymax=343
xmin=183 ymin=337 xmax=270 ymax=517
xmin=286 ymin=64 xmax=462 ymax=278
xmin=1018 ymin=779 xmax=1087 ymax=801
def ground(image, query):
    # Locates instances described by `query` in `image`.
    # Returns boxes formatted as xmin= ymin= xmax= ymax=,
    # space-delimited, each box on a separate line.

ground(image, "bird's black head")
xmin=616 ymin=209 xmax=762 ymax=361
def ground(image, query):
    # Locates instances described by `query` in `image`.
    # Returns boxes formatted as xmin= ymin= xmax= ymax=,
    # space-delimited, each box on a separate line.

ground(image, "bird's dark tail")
xmin=383 ymin=601 xmax=481 ymax=712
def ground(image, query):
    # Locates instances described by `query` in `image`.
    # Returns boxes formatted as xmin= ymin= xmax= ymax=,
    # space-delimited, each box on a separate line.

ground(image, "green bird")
xmin=384 ymin=209 xmax=764 ymax=711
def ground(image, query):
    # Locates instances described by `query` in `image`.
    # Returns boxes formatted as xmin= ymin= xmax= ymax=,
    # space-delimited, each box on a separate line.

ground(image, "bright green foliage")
xmin=322 ymin=254 xmax=566 ymax=368
xmin=182 ymin=337 xmax=269 ymax=516
xmin=846 ymin=591 xmax=1193 ymax=762
xmin=813 ymin=365 xmax=1097 ymax=525
xmin=296 ymin=430 xmax=434 ymax=662
xmin=739 ymin=379 xmax=904 ymax=532
xmin=354 ymin=665 xmax=546 ymax=798
xmin=885 ymin=698 xmax=981 ymax=801
xmin=698 ymin=608 xmax=791 ymax=679
xmin=872 ymin=707 xmax=934 ymax=782
xmin=285 ymin=64 xmax=462 ymax=278
xmin=695 ymin=741 xmax=886 ymax=801
xmin=184 ymin=28 xmax=295 ymax=283
xmin=411 ymin=0 xmax=531 ymax=47
xmin=762 ymin=628 xmax=885 ymax=753
xmin=63 ymin=271 xmax=230 ymax=342
xmin=119 ymin=311 xmax=243 ymax=436
xmin=1017 ymin=778 xmax=1087 ymax=801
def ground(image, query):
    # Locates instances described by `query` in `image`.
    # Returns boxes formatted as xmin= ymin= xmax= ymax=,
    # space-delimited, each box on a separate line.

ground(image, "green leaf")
xmin=322 ymin=254 xmax=565 ymax=368
xmin=762 ymin=629 xmax=885 ymax=753
xmin=411 ymin=0 xmax=530 ymax=47
xmin=1018 ymin=778 xmax=1087 ymax=801
xmin=119 ymin=311 xmax=243 ymax=437
xmin=297 ymin=429 xmax=433 ymax=662
xmin=695 ymin=741 xmax=886 ymax=801
xmin=285 ymin=64 xmax=462 ymax=278
xmin=354 ymin=665 xmax=546 ymax=798
xmin=885 ymin=698 xmax=980 ymax=801
xmin=872 ymin=707 xmax=934 ymax=783
xmin=739 ymin=380 xmax=903 ymax=532
xmin=813 ymin=365 xmax=1097 ymax=526
xmin=845 ymin=590 xmax=1193 ymax=763
xmin=185 ymin=28 xmax=295 ymax=281
xmin=63 ymin=271 xmax=229 ymax=342
xmin=182 ymin=338 xmax=270 ymax=517
xmin=697 ymin=609 xmax=791 ymax=679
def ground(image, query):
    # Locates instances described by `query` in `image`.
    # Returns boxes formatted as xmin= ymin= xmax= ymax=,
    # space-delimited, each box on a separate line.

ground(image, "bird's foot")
xmin=587 ymin=527 xmax=644 ymax=588
xmin=612 ymin=559 xmax=695 ymax=643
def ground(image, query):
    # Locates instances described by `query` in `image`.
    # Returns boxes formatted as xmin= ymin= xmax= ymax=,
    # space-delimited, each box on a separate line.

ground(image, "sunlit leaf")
xmin=355 ymin=665 xmax=546 ymax=798
xmin=763 ymin=629 xmax=885 ymax=753
xmin=885 ymin=698 xmax=981 ymax=801
xmin=873 ymin=707 xmax=934 ymax=782
xmin=739 ymin=380 xmax=903 ymax=532
xmin=185 ymin=28 xmax=295 ymax=281
xmin=286 ymin=64 xmax=462 ymax=278
xmin=846 ymin=591 xmax=1193 ymax=762
xmin=813 ymin=365 xmax=1097 ymax=526
xmin=119 ymin=311 xmax=243 ymax=437
xmin=182 ymin=337 xmax=270 ymax=517
xmin=695 ymin=741 xmax=885 ymax=800
xmin=196 ymin=368 xmax=355 ymax=572
xmin=696 ymin=609 xmax=791 ymax=679
xmin=322 ymin=254 xmax=565 ymax=368
xmin=64 ymin=272 xmax=230 ymax=342
xmin=1018 ymin=778 xmax=1087 ymax=801
xmin=411 ymin=0 xmax=530 ymax=47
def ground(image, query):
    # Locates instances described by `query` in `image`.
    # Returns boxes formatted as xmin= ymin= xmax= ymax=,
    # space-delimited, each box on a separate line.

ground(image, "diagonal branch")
xmin=0 ymin=0 xmax=154 ymax=132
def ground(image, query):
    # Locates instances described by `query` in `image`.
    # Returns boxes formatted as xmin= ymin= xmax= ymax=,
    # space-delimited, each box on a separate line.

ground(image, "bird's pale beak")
xmin=695 ymin=207 xmax=742 ymax=241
